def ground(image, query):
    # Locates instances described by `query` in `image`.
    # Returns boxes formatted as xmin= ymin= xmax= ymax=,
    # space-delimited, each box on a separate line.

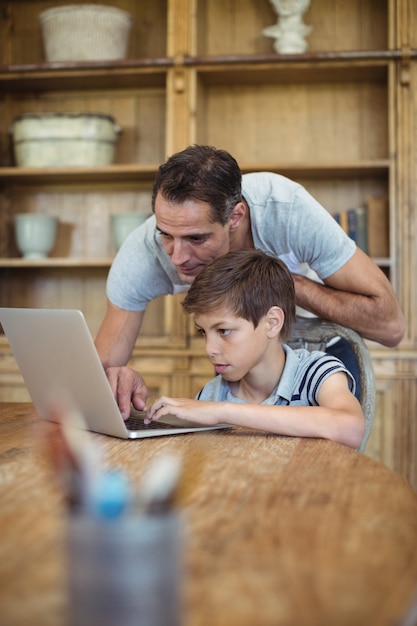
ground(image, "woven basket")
xmin=39 ymin=4 xmax=133 ymax=62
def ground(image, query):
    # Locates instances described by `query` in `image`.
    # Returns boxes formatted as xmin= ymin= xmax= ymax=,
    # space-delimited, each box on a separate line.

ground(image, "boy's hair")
xmin=151 ymin=145 xmax=242 ymax=225
xmin=182 ymin=249 xmax=296 ymax=342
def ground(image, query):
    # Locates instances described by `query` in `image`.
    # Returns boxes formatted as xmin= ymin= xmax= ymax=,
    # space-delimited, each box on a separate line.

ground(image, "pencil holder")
xmin=67 ymin=511 xmax=182 ymax=626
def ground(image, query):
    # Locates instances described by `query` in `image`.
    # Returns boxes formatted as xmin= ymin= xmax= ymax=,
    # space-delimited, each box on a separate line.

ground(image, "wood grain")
xmin=0 ymin=403 xmax=416 ymax=626
xmin=1 ymin=0 xmax=416 ymax=497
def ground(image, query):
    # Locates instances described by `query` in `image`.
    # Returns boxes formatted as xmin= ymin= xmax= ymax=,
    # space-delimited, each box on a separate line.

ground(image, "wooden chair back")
xmin=288 ymin=317 xmax=375 ymax=452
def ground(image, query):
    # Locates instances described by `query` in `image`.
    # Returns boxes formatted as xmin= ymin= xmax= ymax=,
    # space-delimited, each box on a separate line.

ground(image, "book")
xmin=339 ymin=209 xmax=349 ymax=236
xmin=366 ymin=195 xmax=389 ymax=258
xmin=347 ymin=207 xmax=369 ymax=254
xmin=333 ymin=207 xmax=369 ymax=254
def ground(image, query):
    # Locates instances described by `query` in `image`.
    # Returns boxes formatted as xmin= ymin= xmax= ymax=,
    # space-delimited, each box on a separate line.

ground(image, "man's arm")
xmin=95 ymin=300 xmax=144 ymax=366
xmin=95 ymin=300 xmax=148 ymax=415
xmin=293 ymin=247 xmax=405 ymax=346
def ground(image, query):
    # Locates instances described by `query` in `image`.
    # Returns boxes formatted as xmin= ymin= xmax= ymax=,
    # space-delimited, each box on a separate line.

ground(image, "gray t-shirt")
xmin=106 ymin=172 xmax=356 ymax=311
xmin=196 ymin=344 xmax=356 ymax=405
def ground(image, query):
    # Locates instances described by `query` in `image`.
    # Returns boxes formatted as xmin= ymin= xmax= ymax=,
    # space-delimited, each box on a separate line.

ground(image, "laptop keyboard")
xmin=125 ymin=416 xmax=183 ymax=431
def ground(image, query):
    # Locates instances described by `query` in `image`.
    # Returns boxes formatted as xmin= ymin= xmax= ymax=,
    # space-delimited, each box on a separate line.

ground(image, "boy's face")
xmin=154 ymin=193 xmax=237 ymax=284
xmin=195 ymin=305 xmax=270 ymax=382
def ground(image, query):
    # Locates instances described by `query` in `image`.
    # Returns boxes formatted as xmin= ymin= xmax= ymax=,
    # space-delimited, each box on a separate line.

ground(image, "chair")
xmin=287 ymin=316 xmax=375 ymax=453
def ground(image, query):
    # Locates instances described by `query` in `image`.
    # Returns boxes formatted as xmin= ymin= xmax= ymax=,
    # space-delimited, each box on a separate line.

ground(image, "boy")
xmin=146 ymin=249 xmax=365 ymax=449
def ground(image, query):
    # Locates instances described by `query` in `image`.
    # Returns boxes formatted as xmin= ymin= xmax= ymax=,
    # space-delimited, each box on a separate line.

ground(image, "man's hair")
xmin=151 ymin=145 xmax=242 ymax=225
xmin=182 ymin=249 xmax=296 ymax=342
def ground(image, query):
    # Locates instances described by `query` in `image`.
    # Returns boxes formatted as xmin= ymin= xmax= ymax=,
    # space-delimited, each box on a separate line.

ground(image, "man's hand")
xmin=105 ymin=366 xmax=149 ymax=419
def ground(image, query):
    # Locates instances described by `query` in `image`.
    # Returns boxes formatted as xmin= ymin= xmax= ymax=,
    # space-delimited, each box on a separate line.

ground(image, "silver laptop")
xmin=0 ymin=307 xmax=230 ymax=439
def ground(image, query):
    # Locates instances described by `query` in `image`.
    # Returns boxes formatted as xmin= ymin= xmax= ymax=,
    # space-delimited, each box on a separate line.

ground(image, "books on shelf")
xmin=333 ymin=207 xmax=368 ymax=254
xmin=366 ymin=195 xmax=389 ymax=258
xmin=348 ymin=207 xmax=368 ymax=255
xmin=332 ymin=195 xmax=389 ymax=258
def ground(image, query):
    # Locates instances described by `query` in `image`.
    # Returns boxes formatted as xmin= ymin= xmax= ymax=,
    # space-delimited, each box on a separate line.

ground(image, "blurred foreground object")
xmin=42 ymin=399 xmax=183 ymax=626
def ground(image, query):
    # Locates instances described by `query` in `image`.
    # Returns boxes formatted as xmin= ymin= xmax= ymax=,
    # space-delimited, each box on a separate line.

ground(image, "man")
xmin=95 ymin=145 xmax=405 ymax=418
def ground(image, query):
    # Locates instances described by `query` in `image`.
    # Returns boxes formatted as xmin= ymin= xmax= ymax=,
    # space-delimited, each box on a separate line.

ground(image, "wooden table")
xmin=1 ymin=403 xmax=417 ymax=626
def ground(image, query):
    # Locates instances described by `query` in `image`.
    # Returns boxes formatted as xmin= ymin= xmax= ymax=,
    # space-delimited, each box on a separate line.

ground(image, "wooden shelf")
xmin=239 ymin=161 xmax=390 ymax=179
xmin=194 ymin=58 xmax=390 ymax=85
xmin=0 ymin=164 xmax=159 ymax=185
xmin=0 ymin=51 xmax=401 ymax=93
xmin=0 ymin=258 xmax=112 ymax=268
xmin=0 ymin=59 xmax=171 ymax=91
xmin=186 ymin=50 xmax=408 ymax=65
xmin=0 ymin=161 xmax=389 ymax=187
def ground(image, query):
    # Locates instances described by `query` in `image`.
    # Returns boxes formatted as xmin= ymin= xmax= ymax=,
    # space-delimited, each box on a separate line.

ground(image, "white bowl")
xmin=14 ymin=214 xmax=58 ymax=259
xmin=111 ymin=213 xmax=150 ymax=250
xmin=11 ymin=112 xmax=120 ymax=168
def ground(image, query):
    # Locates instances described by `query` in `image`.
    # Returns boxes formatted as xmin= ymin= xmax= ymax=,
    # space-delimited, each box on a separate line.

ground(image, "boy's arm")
xmin=146 ymin=372 xmax=365 ymax=449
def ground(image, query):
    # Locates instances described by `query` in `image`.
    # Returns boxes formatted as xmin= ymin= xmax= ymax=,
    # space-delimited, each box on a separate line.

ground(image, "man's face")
xmin=154 ymin=193 xmax=233 ymax=284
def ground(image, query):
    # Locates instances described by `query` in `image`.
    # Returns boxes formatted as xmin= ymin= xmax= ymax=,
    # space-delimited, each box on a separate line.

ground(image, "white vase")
xmin=263 ymin=0 xmax=312 ymax=55
xmin=14 ymin=214 xmax=58 ymax=259
xmin=111 ymin=213 xmax=149 ymax=250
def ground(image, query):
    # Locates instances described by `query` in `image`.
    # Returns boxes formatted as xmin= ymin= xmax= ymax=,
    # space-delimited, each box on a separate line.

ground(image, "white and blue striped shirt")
xmin=196 ymin=344 xmax=355 ymax=406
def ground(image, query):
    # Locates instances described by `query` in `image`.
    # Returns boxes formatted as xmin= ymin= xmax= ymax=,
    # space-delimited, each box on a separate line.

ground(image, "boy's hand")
xmin=145 ymin=396 xmax=221 ymax=427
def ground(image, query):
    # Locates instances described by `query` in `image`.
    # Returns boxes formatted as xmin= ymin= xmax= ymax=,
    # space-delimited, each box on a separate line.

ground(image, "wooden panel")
xmin=196 ymin=0 xmax=388 ymax=56
xmin=189 ymin=357 xmax=213 ymax=398
xmin=306 ymin=0 xmax=388 ymax=52
xmin=139 ymin=374 xmax=171 ymax=399
xmin=0 ymin=340 xmax=30 ymax=401
xmin=166 ymin=67 xmax=193 ymax=154
xmin=363 ymin=378 xmax=396 ymax=469
xmin=197 ymin=79 xmax=388 ymax=163
xmin=139 ymin=296 xmax=179 ymax=344
xmin=367 ymin=353 xmax=417 ymax=490
xmin=287 ymin=176 xmax=389 ymax=219
xmin=196 ymin=0 xmax=275 ymax=56
xmin=394 ymin=57 xmax=417 ymax=347
xmin=0 ymin=267 xmax=107 ymax=333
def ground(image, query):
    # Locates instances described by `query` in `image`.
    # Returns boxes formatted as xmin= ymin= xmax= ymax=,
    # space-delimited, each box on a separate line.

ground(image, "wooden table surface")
xmin=1 ymin=402 xmax=417 ymax=626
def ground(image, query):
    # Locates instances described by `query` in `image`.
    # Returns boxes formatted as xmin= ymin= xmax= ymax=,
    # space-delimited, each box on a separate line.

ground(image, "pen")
xmin=136 ymin=453 xmax=182 ymax=515
xmin=89 ymin=468 xmax=131 ymax=520
xmin=43 ymin=398 xmax=101 ymax=513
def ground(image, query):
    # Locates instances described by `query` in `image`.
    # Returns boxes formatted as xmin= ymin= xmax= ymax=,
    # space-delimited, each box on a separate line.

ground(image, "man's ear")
xmin=229 ymin=201 xmax=246 ymax=231
xmin=266 ymin=306 xmax=285 ymax=338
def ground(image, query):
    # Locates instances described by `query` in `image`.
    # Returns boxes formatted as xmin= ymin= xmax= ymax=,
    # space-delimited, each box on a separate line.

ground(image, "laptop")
xmin=0 ymin=307 xmax=230 ymax=439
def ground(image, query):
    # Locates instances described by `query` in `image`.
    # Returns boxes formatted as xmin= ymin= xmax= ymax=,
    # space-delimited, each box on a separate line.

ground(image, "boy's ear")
xmin=266 ymin=306 xmax=285 ymax=337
